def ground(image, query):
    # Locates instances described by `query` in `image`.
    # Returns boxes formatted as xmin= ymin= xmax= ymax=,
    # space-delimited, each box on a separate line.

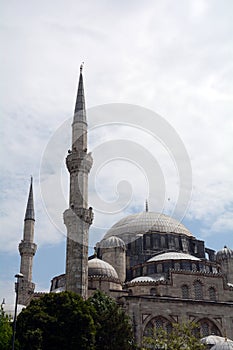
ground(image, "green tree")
xmin=0 ymin=303 xmax=13 ymax=350
xmin=16 ymin=291 xmax=96 ymax=350
xmin=142 ymin=321 xmax=206 ymax=350
xmin=89 ymin=290 xmax=135 ymax=350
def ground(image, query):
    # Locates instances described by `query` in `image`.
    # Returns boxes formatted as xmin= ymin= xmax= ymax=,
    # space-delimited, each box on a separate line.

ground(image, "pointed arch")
xmin=143 ymin=316 xmax=172 ymax=336
xmin=197 ymin=318 xmax=221 ymax=337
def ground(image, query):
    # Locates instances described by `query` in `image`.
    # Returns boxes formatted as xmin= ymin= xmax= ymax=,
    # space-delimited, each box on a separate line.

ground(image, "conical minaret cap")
xmin=74 ymin=63 xmax=86 ymax=123
xmin=24 ymin=177 xmax=35 ymax=221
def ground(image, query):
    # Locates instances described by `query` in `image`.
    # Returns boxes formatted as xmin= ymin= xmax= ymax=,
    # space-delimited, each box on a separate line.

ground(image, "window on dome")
xmin=181 ymin=238 xmax=188 ymax=252
xmin=150 ymin=288 xmax=157 ymax=296
xmin=148 ymin=264 xmax=154 ymax=274
xmin=157 ymin=264 xmax=163 ymax=273
xmin=192 ymin=263 xmax=197 ymax=271
xmin=194 ymin=280 xmax=203 ymax=300
xmin=182 ymin=261 xmax=190 ymax=270
xmin=146 ymin=236 xmax=150 ymax=248
xmin=161 ymin=236 xmax=166 ymax=248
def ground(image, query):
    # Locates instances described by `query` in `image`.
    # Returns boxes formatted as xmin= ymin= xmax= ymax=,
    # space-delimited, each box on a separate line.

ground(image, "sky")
xmin=1 ymin=0 xmax=233 ymax=313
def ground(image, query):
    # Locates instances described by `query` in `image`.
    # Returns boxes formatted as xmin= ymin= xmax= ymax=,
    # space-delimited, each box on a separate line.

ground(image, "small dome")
xmin=201 ymin=336 xmax=233 ymax=346
xmin=98 ymin=236 xmax=125 ymax=249
xmin=88 ymin=258 xmax=118 ymax=279
xmin=216 ymin=246 xmax=233 ymax=261
xmin=130 ymin=276 xmax=165 ymax=283
xmin=210 ymin=340 xmax=233 ymax=350
xmin=147 ymin=251 xmax=200 ymax=262
xmin=104 ymin=211 xmax=193 ymax=245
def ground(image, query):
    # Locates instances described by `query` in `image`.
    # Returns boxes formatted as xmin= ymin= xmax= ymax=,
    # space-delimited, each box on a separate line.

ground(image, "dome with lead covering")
xmin=130 ymin=276 xmax=165 ymax=283
xmin=216 ymin=246 xmax=233 ymax=261
xmin=147 ymin=252 xmax=200 ymax=262
xmin=103 ymin=211 xmax=193 ymax=244
xmin=88 ymin=258 xmax=118 ymax=279
xmin=201 ymin=336 xmax=233 ymax=346
xmin=98 ymin=236 xmax=125 ymax=249
xmin=210 ymin=340 xmax=233 ymax=350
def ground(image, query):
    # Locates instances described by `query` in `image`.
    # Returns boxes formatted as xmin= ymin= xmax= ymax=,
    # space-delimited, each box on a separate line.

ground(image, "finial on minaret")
xmin=25 ymin=177 xmax=35 ymax=221
xmin=145 ymin=200 xmax=149 ymax=212
xmin=80 ymin=62 xmax=84 ymax=73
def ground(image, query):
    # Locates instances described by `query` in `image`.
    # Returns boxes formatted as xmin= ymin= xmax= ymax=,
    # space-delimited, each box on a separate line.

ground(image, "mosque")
xmin=17 ymin=67 xmax=233 ymax=344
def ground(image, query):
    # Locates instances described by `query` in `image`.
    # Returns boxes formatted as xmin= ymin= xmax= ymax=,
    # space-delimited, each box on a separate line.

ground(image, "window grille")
xmin=194 ymin=280 xmax=203 ymax=300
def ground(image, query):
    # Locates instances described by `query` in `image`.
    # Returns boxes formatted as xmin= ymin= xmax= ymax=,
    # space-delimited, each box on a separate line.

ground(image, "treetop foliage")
xmin=0 ymin=303 xmax=13 ymax=350
xmin=15 ymin=291 xmax=135 ymax=350
xmin=142 ymin=321 xmax=206 ymax=350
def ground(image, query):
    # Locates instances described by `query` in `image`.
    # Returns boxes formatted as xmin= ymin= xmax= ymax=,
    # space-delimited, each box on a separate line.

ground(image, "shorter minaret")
xmin=18 ymin=177 xmax=37 ymax=305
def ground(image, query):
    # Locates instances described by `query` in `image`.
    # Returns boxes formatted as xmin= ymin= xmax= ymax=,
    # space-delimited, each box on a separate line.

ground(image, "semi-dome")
xmin=216 ymin=246 xmax=233 ymax=261
xmin=98 ymin=236 xmax=125 ymax=249
xmin=147 ymin=251 xmax=200 ymax=263
xmin=88 ymin=258 xmax=118 ymax=279
xmin=104 ymin=211 xmax=193 ymax=244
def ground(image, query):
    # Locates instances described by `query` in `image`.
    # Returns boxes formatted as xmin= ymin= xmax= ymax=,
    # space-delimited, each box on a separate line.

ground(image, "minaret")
xmin=64 ymin=64 xmax=93 ymax=298
xmin=18 ymin=177 xmax=37 ymax=305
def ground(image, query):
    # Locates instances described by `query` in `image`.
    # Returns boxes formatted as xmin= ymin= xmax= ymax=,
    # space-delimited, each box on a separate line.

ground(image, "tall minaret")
xmin=64 ymin=65 xmax=93 ymax=298
xmin=18 ymin=177 xmax=37 ymax=305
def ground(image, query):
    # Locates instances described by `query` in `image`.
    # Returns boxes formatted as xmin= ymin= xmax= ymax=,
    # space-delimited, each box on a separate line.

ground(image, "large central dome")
xmin=103 ymin=211 xmax=193 ymax=244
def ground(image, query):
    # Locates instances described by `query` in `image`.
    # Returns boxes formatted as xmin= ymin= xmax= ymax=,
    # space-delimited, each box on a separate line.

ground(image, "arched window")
xmin=144 ymin=316 xmax=172 ymax=336
xmin=128 ymin=289 xmax=133 ymax=296
xmin=209 ymin=287 xmax=217 ymax=301
xmin=201 ymin=322 xmax=209 ymax=337
xmin=181 ymin=284 xmax=189 ymax=299
xmin=194 ymin=280 xmax=203 ymax=300
xmin=198 ymin=319 xmax=221 ymax=337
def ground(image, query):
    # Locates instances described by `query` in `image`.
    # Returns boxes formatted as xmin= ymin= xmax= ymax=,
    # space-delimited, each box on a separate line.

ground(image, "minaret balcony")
xmin=75 ymin=207 xmax=94 ymax=224
xmin=66 ymin=151 xmax=93 ymax=173
xmin=19 ymin=241 xmax=37 ymax=255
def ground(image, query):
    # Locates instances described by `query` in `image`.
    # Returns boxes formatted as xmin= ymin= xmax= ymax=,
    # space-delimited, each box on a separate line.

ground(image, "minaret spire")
xmin=64 ymin=65 xmax=93 ymax=298
xmin=18 ymin=178 xmax=37 ymax=305
xmin=24 ymin=176 xmax=35 ymax=221
xmin=74 ymin=63 xmax=86 ymax=116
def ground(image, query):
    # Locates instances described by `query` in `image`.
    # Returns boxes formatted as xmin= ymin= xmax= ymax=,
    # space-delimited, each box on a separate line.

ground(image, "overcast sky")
xmin=1 ymin=0 xmax=233 ymax=312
